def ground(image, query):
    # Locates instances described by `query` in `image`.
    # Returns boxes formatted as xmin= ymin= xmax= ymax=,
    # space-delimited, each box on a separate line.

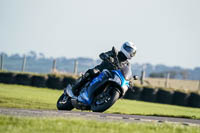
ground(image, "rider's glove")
xmin=128 ymin=80 xmax=135 ymax=92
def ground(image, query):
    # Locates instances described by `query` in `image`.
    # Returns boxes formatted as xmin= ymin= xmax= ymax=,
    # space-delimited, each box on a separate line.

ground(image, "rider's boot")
xmin=71 ymin=73 xmax=90 ymax=96
xmin=67 ymin=68 xmax=100 ymax=97
xmin=66 ymin=74 xmax=90 ymax=98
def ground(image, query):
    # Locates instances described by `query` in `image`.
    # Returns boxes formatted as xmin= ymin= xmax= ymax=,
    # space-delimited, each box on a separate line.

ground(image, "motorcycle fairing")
xmin=78 ymin=69 xmax=130 ymax=105
xmin=111 ymin=70 xmax=129 ymax=95
xmin=78 ymin=70 xmax=109 ymax=105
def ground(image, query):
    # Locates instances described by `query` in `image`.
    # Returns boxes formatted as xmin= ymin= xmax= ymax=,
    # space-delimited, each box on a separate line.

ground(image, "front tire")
xmin=57 ymin=93 xmax=74 ymax=110
xmin=91 ymin=85 xmax=120 ymax=112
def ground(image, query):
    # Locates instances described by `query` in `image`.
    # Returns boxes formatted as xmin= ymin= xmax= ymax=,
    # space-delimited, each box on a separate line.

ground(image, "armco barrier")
xmin=0 ymin=72 xmax=77 ymax=89
xmin=140 ymin=87 xmax=157 ymax=102
xmin=31 ymin=75 xmax=48 ymax=88
xmin=172 ymin=91 xmax=189 ymax=106
xmin=15 ymin=73 xmax=32 ymax=86
xmin=0 ymin=72 xmax=16 ymax=84
xmin=46 ymin=74 xmax=64 ymax=89
xmin=62 ymin=76 xmax=76 ymax=89
xmin=124 ymin=86 xmax=143 ymax=100
xmin=156 ymin=89 xmax=174 ymax=104
xmin=188 ymin=93 xmax=200 ymax=108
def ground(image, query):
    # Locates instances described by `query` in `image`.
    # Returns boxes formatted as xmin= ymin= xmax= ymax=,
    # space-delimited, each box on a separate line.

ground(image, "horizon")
xmin=0 ymin=50 xmax=199 ymax=70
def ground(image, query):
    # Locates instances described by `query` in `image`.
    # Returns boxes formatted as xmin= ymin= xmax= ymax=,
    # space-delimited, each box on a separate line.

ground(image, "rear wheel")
xmin=91 ymin=85 xmax=120 ymax=112
xmin=57 ymin=93 xmax=74 ymax=110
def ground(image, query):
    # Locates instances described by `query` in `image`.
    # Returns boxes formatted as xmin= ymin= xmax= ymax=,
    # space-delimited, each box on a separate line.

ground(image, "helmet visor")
xmin=123 ymin=44 xmax=136 ymax=57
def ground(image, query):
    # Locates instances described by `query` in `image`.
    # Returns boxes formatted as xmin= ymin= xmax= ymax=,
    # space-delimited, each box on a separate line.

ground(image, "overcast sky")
xmin=0 ymin=0 xmax=200 ymax=69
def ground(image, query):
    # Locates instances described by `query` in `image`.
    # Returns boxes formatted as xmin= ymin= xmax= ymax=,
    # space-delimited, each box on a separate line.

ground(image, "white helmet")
xmin=120 ymin=41 xmax=137 ymax=59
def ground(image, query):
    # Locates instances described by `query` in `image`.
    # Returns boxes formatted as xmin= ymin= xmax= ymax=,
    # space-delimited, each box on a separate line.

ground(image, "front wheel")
xmin=57 ymin=93 xmax=74 ymax=110
xmin=91 ymin=85 xmax=120 ymax=112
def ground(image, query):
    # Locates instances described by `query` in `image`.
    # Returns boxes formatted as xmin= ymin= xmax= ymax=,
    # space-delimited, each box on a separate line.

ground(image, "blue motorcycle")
xmin=57 ymin=64 xmax=137 ymax=112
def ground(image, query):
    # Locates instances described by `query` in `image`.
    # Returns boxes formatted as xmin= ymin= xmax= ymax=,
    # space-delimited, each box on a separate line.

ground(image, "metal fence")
xmin=0 ymin=54 xmax=85 ymax=75
xmin=1 ymin=53 xmax=200 ymax=91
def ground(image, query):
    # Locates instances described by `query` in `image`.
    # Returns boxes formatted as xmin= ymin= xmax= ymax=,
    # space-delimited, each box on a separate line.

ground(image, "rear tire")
xmin=91 ymin=85 xmax=120 ymax=112
xmin=57 ymin=93 xmax=74 ymax=110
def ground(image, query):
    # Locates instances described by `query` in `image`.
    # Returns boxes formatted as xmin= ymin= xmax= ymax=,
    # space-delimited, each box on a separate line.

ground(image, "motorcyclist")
xmin=70 ymin=41 xmax=137 ymax=96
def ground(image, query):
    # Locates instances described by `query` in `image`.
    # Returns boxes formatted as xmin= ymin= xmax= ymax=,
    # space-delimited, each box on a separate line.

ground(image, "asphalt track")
xmin=1 ymin=108 xmax=200 ymax=126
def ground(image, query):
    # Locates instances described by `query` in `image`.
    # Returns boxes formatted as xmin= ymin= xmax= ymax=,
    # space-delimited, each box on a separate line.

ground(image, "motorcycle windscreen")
xmin=121 ymin=64 xmax=133 ymax=80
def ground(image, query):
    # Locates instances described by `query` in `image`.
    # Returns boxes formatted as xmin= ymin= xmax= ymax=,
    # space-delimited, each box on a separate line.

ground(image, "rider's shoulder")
xmin=107 ymin=46 xmax=119 ymax=57
xmin=99 ymin=49 xmax=114 ymax=59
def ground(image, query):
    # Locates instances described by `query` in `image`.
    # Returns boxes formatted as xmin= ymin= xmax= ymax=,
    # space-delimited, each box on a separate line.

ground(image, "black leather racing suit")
xmin=72 ymin=47 xmax=130 ymax=95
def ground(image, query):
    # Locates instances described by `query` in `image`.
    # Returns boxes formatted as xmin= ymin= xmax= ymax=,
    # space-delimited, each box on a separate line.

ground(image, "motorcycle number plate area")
xmin=112 ymin=70 xmax=129 ymax=95
xmin=113 ymin=70 xmax=129 ymax=87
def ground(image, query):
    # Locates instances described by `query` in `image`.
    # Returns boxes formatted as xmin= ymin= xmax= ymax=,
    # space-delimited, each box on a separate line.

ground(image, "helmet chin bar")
xmin=121 ymin=48 xmax=131 ymax=59
xmin=118 ymin=51 xmax=128 ymax=62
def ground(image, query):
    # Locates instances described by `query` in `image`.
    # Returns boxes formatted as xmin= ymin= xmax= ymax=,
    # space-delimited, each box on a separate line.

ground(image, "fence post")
xmin=52 ymin=59 xmax=56 ymax=72
xmin=198 ymin=80 xmax=200 ymax=91
xmin=165 ymin=73 xmax=170 ymax=88
xmin=22 ymin=55 xmax=26 ymax=72
xmin=0 ymin=54 xmax=3 ymax=71
xmin=140 ymin=65 xmax=146 ymax=85
xmin=74 ymin=60 xmax=78 ymax=75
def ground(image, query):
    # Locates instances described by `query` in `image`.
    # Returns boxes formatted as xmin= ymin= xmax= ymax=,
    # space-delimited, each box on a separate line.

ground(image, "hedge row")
xmin=123 ymin=86 xmax=200 ymax=108
xmin=0 ymin=71 xmax=200 ymax=108
xmin=0 ymin=72 xmax=77 ymax=90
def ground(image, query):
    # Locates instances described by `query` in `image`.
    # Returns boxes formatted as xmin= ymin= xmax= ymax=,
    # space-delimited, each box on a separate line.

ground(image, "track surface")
xmin=1 ymin=108 xmax=200 ymax=126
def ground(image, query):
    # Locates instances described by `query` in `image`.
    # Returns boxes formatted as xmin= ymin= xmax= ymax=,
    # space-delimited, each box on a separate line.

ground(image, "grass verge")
xmin=0 ymin=83 xmax=200 ymax=119
xmin=0 ymin=115 xmax=200 ymax=133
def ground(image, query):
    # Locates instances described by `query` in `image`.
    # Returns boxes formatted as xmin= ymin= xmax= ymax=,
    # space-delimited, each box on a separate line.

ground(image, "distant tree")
xmin=167 ymin=71 xmax=177 ymax=79
xmin=10 ymin=54 xmax=21 ymax=59
xmin=149 ymin=71 xmax=179 ymax=79
xmin=149 ymin=72 xmax=165 ymax=78
xmin=27 ymin=51 xmax=37 ymax=59
xmin=180 ymin=70 xmax=188 ymax=79
xmin=0 ymin=52 xmax=8 ymax=57
xmin=39 ymin=53 xmax=45 ymax=58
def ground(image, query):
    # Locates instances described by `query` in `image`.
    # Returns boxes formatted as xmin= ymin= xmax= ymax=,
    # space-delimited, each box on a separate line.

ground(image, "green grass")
xmin=1 ymin=83 xmax=200 ymax=119
xmin=106 ymin=100 xmax=200 ymax=119
xmin=0 ymin=83 xmax=59 ymax=110
xmin=0 ymin=115 xmax=200 ymax=133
